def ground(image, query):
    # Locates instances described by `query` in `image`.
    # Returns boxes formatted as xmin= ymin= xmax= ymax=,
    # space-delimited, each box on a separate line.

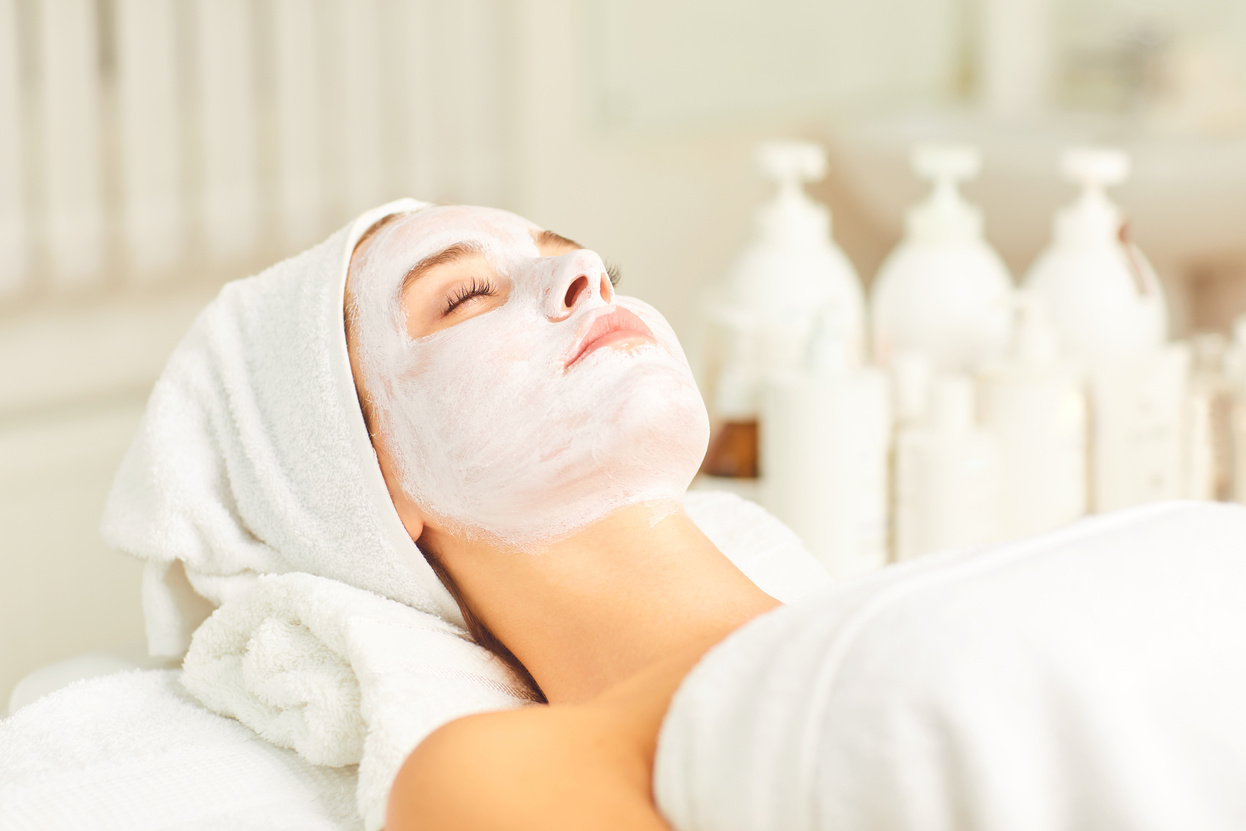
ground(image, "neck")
xmin=421 ymin=501 xmax=779 ymax=705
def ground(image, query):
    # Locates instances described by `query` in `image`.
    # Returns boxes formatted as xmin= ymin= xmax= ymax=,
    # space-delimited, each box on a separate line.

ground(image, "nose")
xmin=546 ymin=249 xmax=614 ymax=320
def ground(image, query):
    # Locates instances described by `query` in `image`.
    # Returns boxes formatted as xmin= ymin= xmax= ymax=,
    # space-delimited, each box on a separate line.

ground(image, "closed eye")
xmin=444 ymin=278 xmax=498 ymax=316
xmin=606 ymin=262 xmax=621 ymax=287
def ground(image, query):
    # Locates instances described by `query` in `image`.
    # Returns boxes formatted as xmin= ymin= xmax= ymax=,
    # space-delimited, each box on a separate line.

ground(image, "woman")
xmin=98 ymin=197 xmax=1246 ymax=831
xmin=343 ymin=204 xmax=1246 ymax=831
xmin=343 ymin=203 xmax=779 ymax=829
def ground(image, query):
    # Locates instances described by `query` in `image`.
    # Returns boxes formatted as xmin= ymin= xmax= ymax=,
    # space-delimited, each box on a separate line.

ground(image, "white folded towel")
xmin=181 ymin=572 xmax=535 ymax=831
xmin=99 ymin=198 xmax=460 ymax=659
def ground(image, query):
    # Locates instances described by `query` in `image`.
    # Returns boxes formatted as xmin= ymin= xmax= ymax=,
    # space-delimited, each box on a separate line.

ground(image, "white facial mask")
xmin=348 ymin=205 xmax=710 ymax=546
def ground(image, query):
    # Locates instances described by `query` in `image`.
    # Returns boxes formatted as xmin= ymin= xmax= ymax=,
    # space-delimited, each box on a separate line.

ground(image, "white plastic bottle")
xmin=978 ymin=294 xmax=1088 ymax=539
xmin=871 ymin=144 xmax=1014 ymax=371
xmin=1183 ymin=333 xmax=1234 ymax=502
xmin=886 ymin=351 xmax=932 ymax=562
xmin=895 ymin=374 xmax=1000 ymax=560
xmin=716 ymin=140 xmax=866 ymax=376
xmin=1024 ymin=148 xmax=1167 ymax=363
xmin=1026 ymin=148 xmax=1180 ymax=512
xmin=1087 ymin=344 xmax=1189 ymax=511
xmin=1230 ymin=316 xmax=1246 ymax=504
xmin=761 ymin=317 xmax=891 ymax=578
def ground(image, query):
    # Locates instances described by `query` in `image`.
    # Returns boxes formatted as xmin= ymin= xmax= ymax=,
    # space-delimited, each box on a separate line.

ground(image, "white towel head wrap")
xmin=102 ymin=199 xmax=464 ymax=657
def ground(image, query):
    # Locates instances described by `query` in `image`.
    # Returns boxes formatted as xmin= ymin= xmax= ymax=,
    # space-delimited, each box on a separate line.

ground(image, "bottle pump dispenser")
xmin=1025 ymin=148 xmax=1181 ymax=514
xmin=871 ymin=144 xmax=1014 ymax=371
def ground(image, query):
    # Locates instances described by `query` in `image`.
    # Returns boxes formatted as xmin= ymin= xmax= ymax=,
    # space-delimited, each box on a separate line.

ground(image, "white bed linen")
xmin=655 ymin=501 xmax=1246 ymax=831
xmin=0 ymin=670 xmax=360 ymax=831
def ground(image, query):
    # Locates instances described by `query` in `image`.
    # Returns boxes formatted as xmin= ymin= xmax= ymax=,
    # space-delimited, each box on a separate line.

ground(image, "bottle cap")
xmin=890 ymin=351 xmax=932 ymax=424
xmin=905 ymin=143 xmax=985 ymax=244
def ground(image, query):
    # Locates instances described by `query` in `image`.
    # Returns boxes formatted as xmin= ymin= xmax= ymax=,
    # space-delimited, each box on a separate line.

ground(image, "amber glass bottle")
xmin=700 ymin=420 xmax=759 ymax=479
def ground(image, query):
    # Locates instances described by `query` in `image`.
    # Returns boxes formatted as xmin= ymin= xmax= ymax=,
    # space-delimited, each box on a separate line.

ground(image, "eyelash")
xmin=444 ymin=277 xmax=498 ymax=315
xmin=442 ymin=262 xmax=619 ymax=315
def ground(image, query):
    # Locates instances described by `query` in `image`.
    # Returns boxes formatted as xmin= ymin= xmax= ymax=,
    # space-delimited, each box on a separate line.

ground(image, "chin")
xmin=605 ymin=368 xmax=710 ymax=495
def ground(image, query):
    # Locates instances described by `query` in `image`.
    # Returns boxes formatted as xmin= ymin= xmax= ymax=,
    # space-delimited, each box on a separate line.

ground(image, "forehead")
xmin=364 ymin=205 xmax=542 ymax=266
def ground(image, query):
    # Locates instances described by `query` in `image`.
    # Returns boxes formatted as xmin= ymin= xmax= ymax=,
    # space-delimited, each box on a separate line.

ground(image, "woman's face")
xmin=347 ymin=205 xmax=709 ymax=547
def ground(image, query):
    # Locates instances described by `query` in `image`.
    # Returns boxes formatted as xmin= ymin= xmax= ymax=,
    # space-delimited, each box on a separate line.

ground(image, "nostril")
xmin=564 ymin=274 xmax=589 ymax=309
xmin=599 ymin=274 xmax=613 ymax=301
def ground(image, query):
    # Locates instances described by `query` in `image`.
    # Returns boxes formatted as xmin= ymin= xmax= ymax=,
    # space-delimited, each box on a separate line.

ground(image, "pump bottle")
xmin=723 ymin=140 xmax=866 ymax=366
xmin=978 ymin=293 xmax=1088 ymax=538
xmin=895 ymin=374 xmax=1000 ymax=560
xmin=871 ymin=144 xmax=1013 ymax=371
xmin=1025 ymin=148 xmax=1182 ymax=512
xmin=700 ymin=140 xmax=866 ymax=416
xmin=1024 ymin=148 xmax=1167 ymax=363
xmin=761 ymin=314 xmax=891 ymax=577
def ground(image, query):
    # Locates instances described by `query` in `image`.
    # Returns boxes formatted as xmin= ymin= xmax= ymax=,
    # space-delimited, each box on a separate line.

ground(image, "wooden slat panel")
xmin=38 ymin=0 xmax=105 ymax=287
xmin=0 ymin=0 xmax=27 ymax=297
xmin=115 ymin=0 xmax=183 ymax=279
xmin=389 ymin=0 xmax=437 ymax=202
xmin=445 ymin=0 xmax=505 ymax=206
xmin=335 ymin=0 xmax=384 ymax=214
xmin=194 ymin=0 xmax=258 ymax=260
xmin=272 ymin=0 xmax=322 ymax=250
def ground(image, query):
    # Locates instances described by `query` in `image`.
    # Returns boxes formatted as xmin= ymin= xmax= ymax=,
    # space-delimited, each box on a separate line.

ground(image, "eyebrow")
xmin=536 ymin=229 xmax=621 ymax=285
xmin=401 ymin=241 xmax=486 ymax=295
xmin=536 ymin=229 xmax=582 ymax=250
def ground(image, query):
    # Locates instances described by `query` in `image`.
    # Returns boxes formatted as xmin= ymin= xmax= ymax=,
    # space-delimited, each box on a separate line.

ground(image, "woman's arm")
xmin=387 ymin=705 xmax=672 ymax=831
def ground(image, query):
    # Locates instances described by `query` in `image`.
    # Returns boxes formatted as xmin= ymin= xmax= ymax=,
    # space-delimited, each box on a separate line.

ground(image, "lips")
xmin=565 ymin=307 xmax=656 ymax=369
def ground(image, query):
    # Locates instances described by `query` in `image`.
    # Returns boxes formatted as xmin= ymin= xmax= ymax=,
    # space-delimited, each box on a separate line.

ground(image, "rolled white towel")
xmin=181 ymin=572 xmax=535 ymax=831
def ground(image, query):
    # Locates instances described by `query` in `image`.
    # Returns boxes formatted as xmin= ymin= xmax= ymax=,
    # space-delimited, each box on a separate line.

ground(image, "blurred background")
xmin=4 ymin=0 xmax=1246 ymax=705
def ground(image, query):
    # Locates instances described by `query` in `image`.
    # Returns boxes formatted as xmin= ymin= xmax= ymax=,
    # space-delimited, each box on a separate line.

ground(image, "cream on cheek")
xmin=350 ymin=208 xmax=710 ymax=546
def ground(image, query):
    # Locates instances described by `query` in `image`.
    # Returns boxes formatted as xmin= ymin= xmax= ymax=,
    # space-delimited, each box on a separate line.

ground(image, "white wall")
xmin=504 ymin=0 xmax=952 ymax=351
xmin=0 ymin=287 xmax=219 ymax=703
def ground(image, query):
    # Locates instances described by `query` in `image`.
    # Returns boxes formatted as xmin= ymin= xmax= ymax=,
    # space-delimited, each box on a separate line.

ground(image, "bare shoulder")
xmin=387 ymin=703 xmax=670 ymax=831
xmin=386 ymin=634 xmax=741 ymax=830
